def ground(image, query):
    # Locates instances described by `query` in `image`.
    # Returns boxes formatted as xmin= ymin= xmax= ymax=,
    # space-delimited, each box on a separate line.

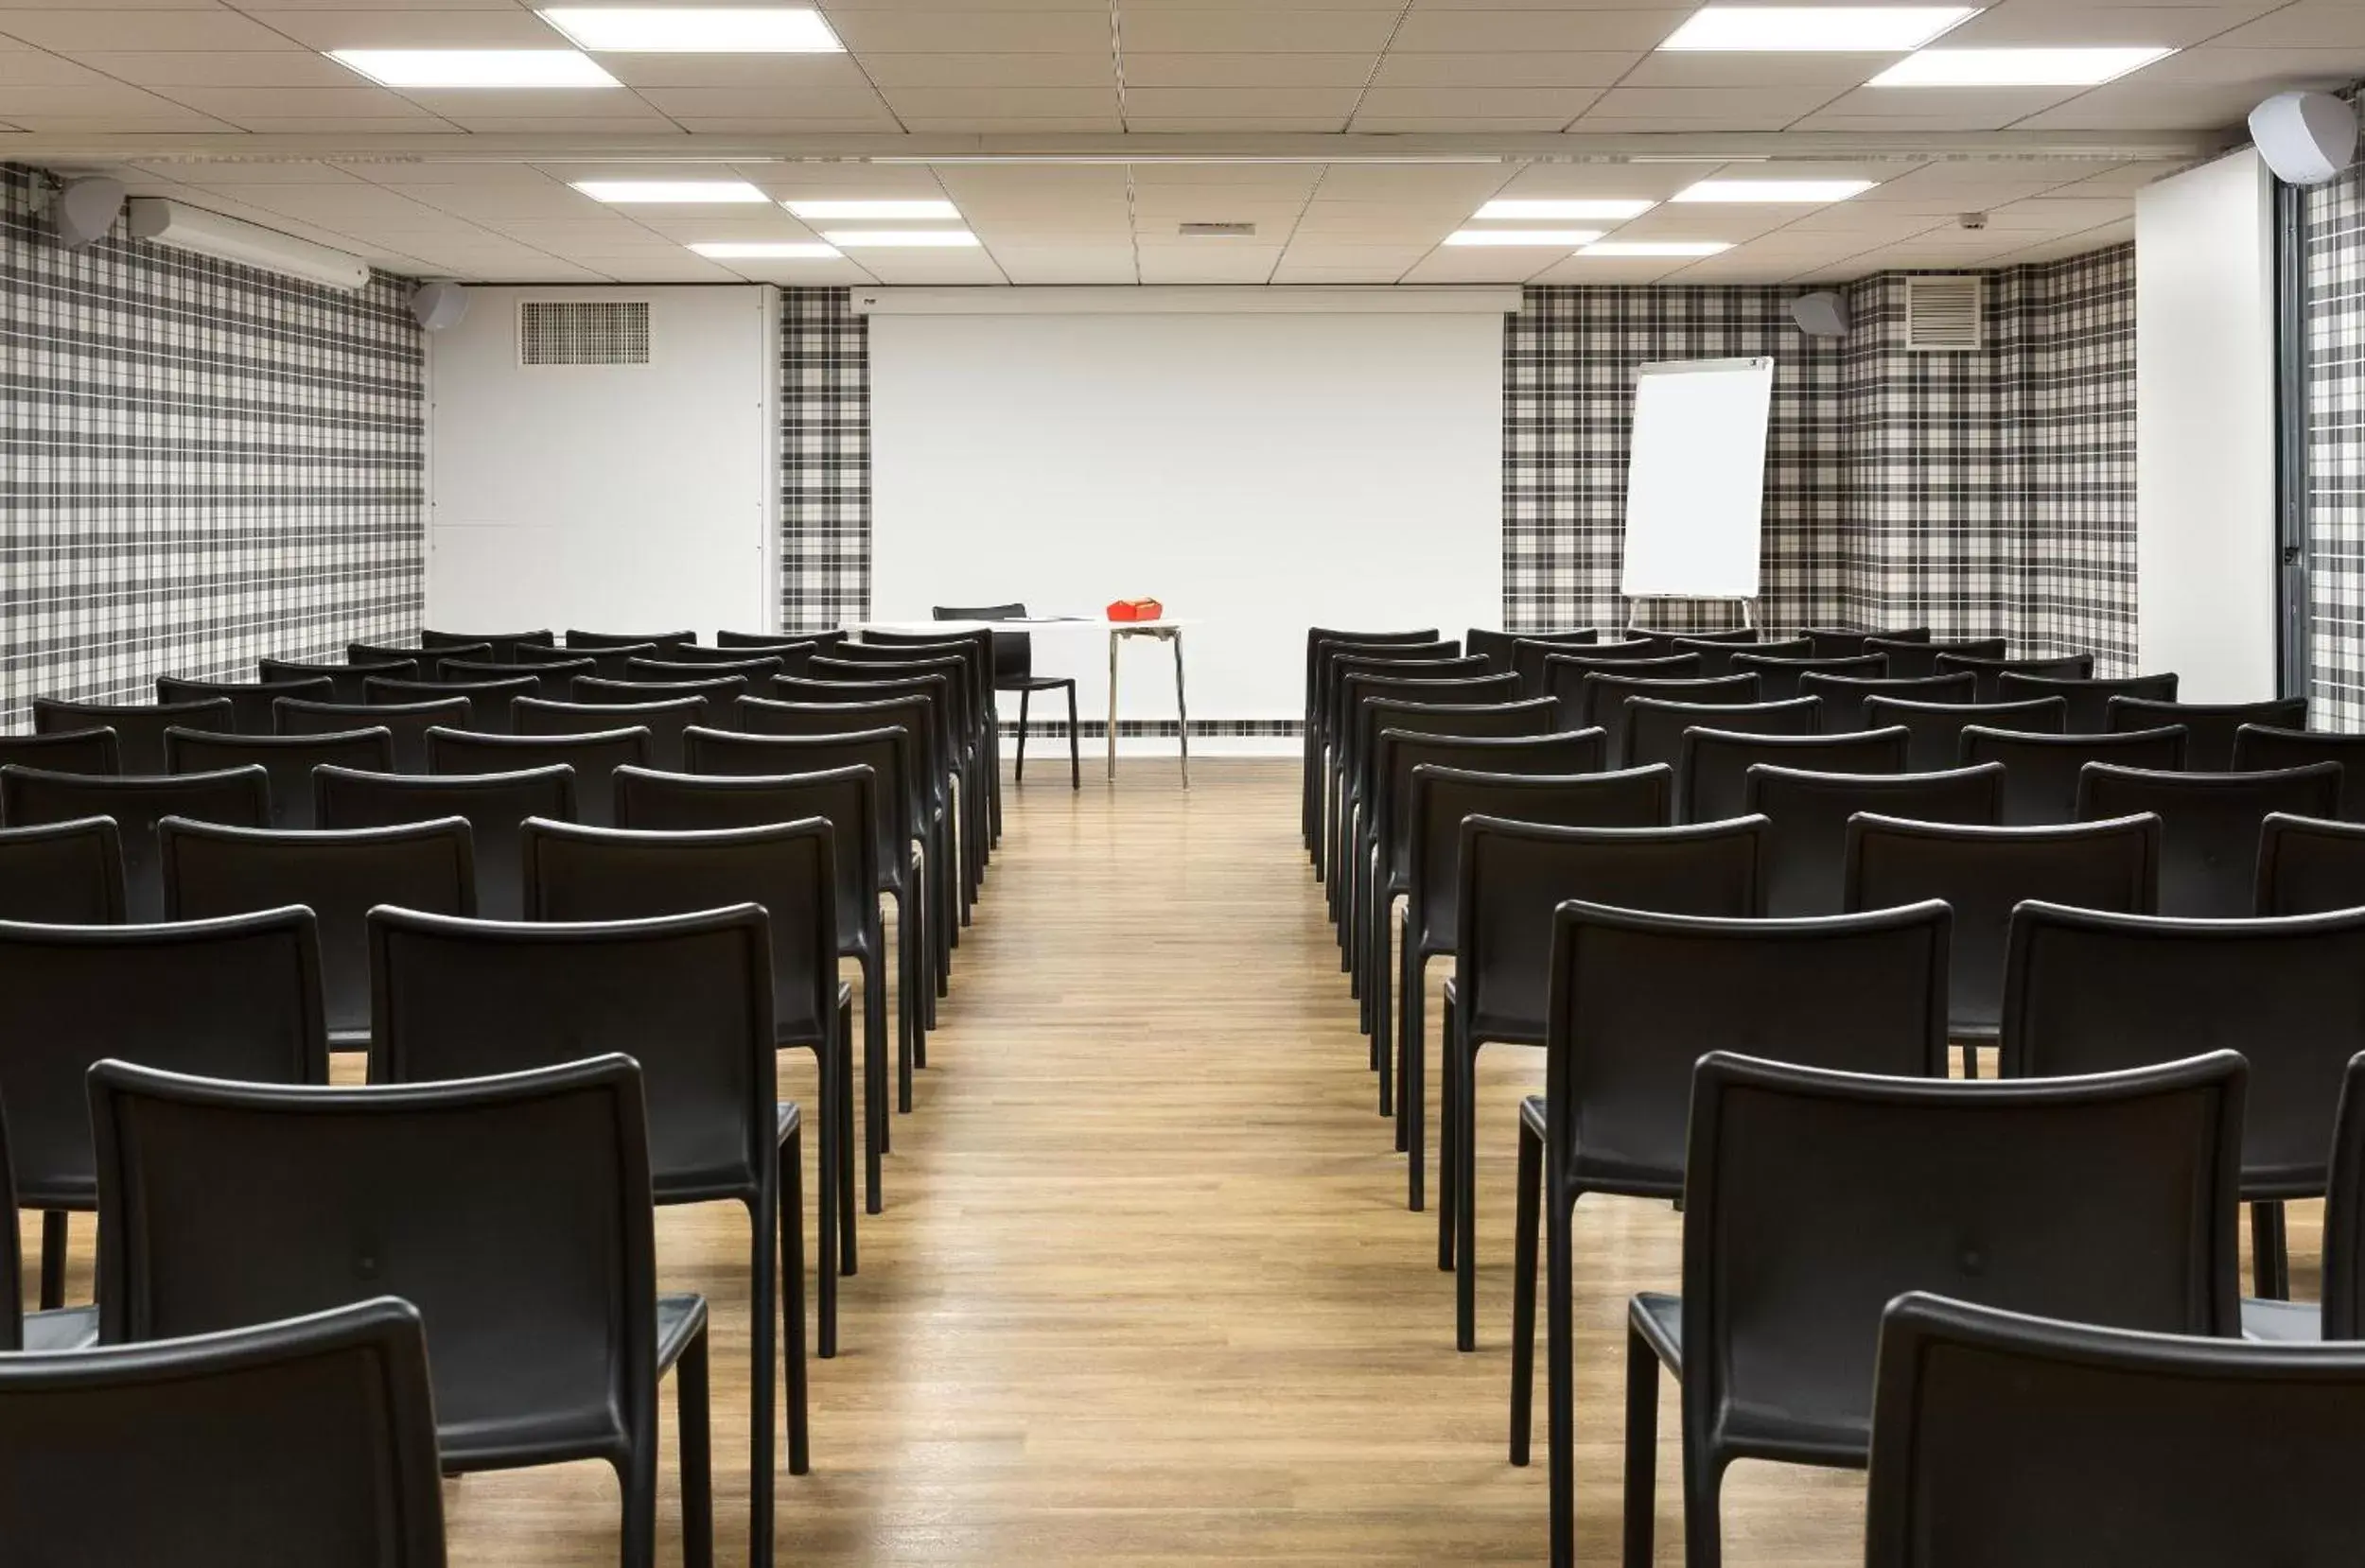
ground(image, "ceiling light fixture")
xmin=785 ymin=199 xmax=961 ymax=219
xmin=1474 ymin=199 xmax=1656 ymax=220
xmin=1444 ymin=229 xmax=1606 ymax=247
xmin=1672 ymin=179 xmax=1876 ymax=203
xmin=538 ymin=8 xmax=843 ymax=53
xmin=820 ymin=229 xmax=980 ymax=248
xmin=691 ymin=241 xmax=843 ymax=259
xmin=1869 ymin=46 xmax=2174 ymax=87
xmin=575 ymin=181 xmax=771 ymax=204
xmin=1577 ymin=241 xmax=1735 ymax=256
xmin=328 ymin=50 xmax=621 ymax=89
xmin=1658 ymin=7 xmax=1978 ymax=52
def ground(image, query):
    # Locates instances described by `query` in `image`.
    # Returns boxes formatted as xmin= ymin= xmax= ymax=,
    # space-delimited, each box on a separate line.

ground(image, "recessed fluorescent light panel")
xmin=575 ymin=181 xmax=771 ymax=204
xmin=329 ymin=50 xmax=620 ymax=89
xmin=1444 ymin=229 xmax=1606 ymax=247
xmin=1659 ymin=7 xmax=1977 ymax=51
xmin=1869 ymin=46 xmax=2173 ymax=86
xmin=691 ymin=242 xmax=843 ymax=259
xmin=821 ymin=230 xmax=980 ymax=248
xmin=785 ymin=200 xmax=961 ymax=220
xmin=1673 ymin=179 xmax=1875 ymax=203
xmin=539 ymin=9 xmax=842 ymax=53
xmin=1578 ymin=242 xmax=1735 ymax=257
xmin=1473 ymin=199 xmax=1656 ymax=220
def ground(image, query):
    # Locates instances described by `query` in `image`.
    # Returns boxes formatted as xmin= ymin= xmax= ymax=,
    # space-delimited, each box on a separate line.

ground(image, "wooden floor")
xmin=20 ymin=758 xmax=2320 ymax=1564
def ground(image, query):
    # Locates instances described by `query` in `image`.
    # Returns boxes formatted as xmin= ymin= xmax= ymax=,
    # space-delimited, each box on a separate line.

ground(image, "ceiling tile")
xmin=979 ymin=247 xmax=1138 ymax=283
xmin=1368 ymin=50 xmax=1641 ymax=86
xmin=0 ymin=9 xmax=292 ymax=50
xmin=878 ymin=84 xmax=1121 ymax=116
xmin=1615 ymin=52 xmax=1900 ymax=89
xmin=629 ymin=86 xmax=896 ymax=119
xmin=2211 ymin=0 xmax=2365 ymax=46
xmin=858 ymin=52 xmax=1118 ymax=86
xmin=1387 ymin=10 xmax=1688 ymax=52
xmin=1122 ymin=85 xmax=1360 ymax=120
xmin=64 ymin=49 xmax=359 ymax=87
xmin=1941 ymin=3 xmax=2286 ymax=48
xmin=1134 ymin=242 xmax=1282 ymax=282
xmin=1119 ymin=10 xmax=1403 ymax=51
xmin=825 ymin=11 xmax=1114 ymax=51
xmin=1354 ymin=85 xmax=1600 ymax=123
xmin=1794 ymin=85 xmax=2089 ymax=129
xmin=1581 ymin=85 xmax=1853 ymax=126
xmin=598 ymin=55 xmax=875 ymax=91
xmin=236 ymin=9 xmax=568 ymax=49
xmin=1120 ymin=51 xmax=1376 ymax=86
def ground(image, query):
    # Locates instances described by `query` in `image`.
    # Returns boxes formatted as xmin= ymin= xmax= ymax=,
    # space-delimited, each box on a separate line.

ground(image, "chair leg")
xmin=1546 ymin=1167 xmax=1576 ymax=1568
xmin=1372 ymin=858 xmax=1393 ymax=1123
xmin=2252 ymin=1200 xmax=2290 ymax=1300
xmin=39 ymin=1210 xmax=66 ymax=1311
xmin=838 ymin=995 xmax=859 ymax=1264
xmin=861 ymin=939 xmax=887 ymax=1209
xmin=1403 ymin=942 xmax=1426 ymax=1211
xmin=1456 ymin=1037 xmax=1484 ymax=1351
xmin=1438 ymin=995 xmax=1458 ymax=1273
xmin=746 ymin=1189 xmax=777 ymax=1561
xmin=679 ymin=1325 xmax=715 ymax=1568
xmin=897 ymin=883 xmax=918 ymax=1117
xmin=1510 ymin=1118 xmax=1541 ymax=1463
xmin=783 ymin=1124 xmax=812 ymax=1473
xmin=810 ymin=1048 xmax=837 ymax=1360
xmin=1681 ymin=1445 xmax=1727 ymax=1568
xmin=1620 ymin=1323 xmax=1659 ymax=1568
xmin=1960 ymin=1039 xmax=1980 ymax=1079
xmin=1016 ymin=688 xmax=1029 ymax=781
xmin=885 ymin=898 xmax=907 ymax=1149
xmin=1065 ymin=683 xmax=1079 ymax=790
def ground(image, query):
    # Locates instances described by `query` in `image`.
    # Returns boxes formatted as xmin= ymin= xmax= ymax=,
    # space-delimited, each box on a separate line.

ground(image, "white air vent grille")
xmin=1904 ymin=275 xmax=1983 ymax=352
xmin=518 ymin=300 xmax=650 ymax=366
xmin=1178 ymin=221 xmax=1256 ymax=237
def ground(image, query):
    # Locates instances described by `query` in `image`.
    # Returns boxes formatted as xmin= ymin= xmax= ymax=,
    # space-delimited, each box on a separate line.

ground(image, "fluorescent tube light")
xmin=329 ymin=50 xmax=620 ymax=89
xmin=785 ymin=199 xmax=961 ymax=219
xmin=1473 ymin=199 xmax=1656 ymax=220
xmin=1577 ymin=241 xmax=1735 ymax=256
xmin=1869 ymin=46 xmax=2174 ymax=86
xmin=820 ymin=230 xmax=980 ymax=248
xmin=575 ymin=181 xmax=771 ymax=204
xmin=691 ymin=242 xmax=843 ymax=259
xmin=124 ymin=199 xmax=371 ymax=290
xmin=1443 ymin=229 xmax=1606 ymax=247
xmin=1659 ymin=7 xmax=1977 ymax=52
xmin=540 ymin=8 xmax=843 ymax=52
xmin=1673 ymin=179 xmax=1876 ymax=203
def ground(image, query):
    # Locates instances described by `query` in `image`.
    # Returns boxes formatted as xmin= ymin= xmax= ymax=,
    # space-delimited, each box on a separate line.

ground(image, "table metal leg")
xmin=1106 ymin=631 xmax=1120 ymax=781
xmin=1171 ymin=629 xmax=1189 ymax=790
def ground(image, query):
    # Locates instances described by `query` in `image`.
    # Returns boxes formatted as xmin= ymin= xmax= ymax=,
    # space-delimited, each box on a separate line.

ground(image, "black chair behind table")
xmin=1674 ymin=636 xmax=1809 ymax=679
xmin=1620 ymin=1050 xmax=2244 ymax=1568
xmin=33 ymin=697 xmax=232 ymax=775
xmin=1743 ymin=763 xmax=2003 ymax=918
xmin=2251 ymin=1051 xmax=2365 ymax=1342
xmin=1678 ymin=724 xmax=1907 ymax=826
xmin=91 ymin=1054 xmax=714 ymax=1568
xmin=165 ymin=726 xmax=394 ymax=830
xmin=1934 ymin=651 xmax=2096 ymax=702
xmin=261 ymin=656 xmax=408 ymax=705
xmin=427 ymin=725 xmax=650 ymax=829
xmin=2001 ymin=898 xmax=2365 ymax=1298
xmin=160 ymin=816 xmax=474 ymax=1051
xmin=0 ymin=817 xmax=125 ymax=924
xmin=1796 ymin=671 xmax=1974 ymax=733
xmin=2257 ymin=811 xmax=2365 ymax=915
xmin=573 ymin=674 xmax=745 ymax=731
xmin=1517 ymin=902 xmax=1953 ymax=1564
xmin=936 ymin=602 xmax=1081 ymax=791
xmin=1993 ymin=670 xmax=2179 ymax=732
xmin=1845 ymin=813 xmax=2159 ymax=1076
xmin=1863 ymin=1291 xmax=2365 ymax=1568
xmin=315 ymin=764 xmax=576 ymax=921
xmin=1446 ymin=814 xmax=1763 ymax=1350
xmin=0 ymin=906 xmax=326 ymax=1311
xmin=1730 ymin=651 xmax=1887 ymax=704
xmin=1466 ymin=626 xmax=1592 ymax=676
xmin=615 ymin=763 xmax=892 ymax=1217
xmin=1619 ymin=697 xmax=1821 ymax=777
xmin=567 ymin=628 xmax=695 ymax=651
xmin=1867 ymin=636 xmax=2005 ymax=680
xmin=2109 ymin=695 xmax=2311 ymax=772
xmin=420 ymin=627 xmax=553 ymax=664
xmin=0 ymin=727 xmax=119 ymax=776
xmin=155 ymin=676 xmax=335 ymax=736
xmin=1305 ymin=637 xmax=1457 ymax=856
xmin=2076 ymin=761 xmax=2340 ymax=917
xmin=1868 ymin=694 xmax=2061 ymax=774
xmin=1558 ymin=671 xmax=1757 ymax=759
xmin=438 ymin=654 xmax=591 ymax=701
xmin=1330 ymin=671 xmax=1515 ymax=908
xmin=517 ymin=641 xmax=656 ymax=681
xmin=276 ymin=697 xmax=469 ymax=775
xmin=0 ymin=1297 xmax=446 ymax=1566
xmin=364 ymin=675 xmax=539 ymax=735
xmin=0 ymin=764 xmax=269 ymax=922
xmin=370 ymin=906 xmax=811 ymax=1539
xmin=2235 ymin=724 xmax=2365 ymax=821
xmin=1960 ymin=722 xmax=2184 ymax=826
xmin=515 ymin=695 xmax=704 ymax=772
xmin=1805 ymin=626 xmax=1930 ymax=658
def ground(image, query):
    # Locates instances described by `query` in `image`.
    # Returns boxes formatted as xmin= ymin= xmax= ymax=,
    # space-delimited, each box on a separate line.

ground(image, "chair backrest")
xmin=513 ymin=696 xmax=703 ymax=771
xmin=159 ymin=817 xmax=475 ymax=1045
xmin=1682 ymin=1050 xmax=2244 ymax=1470
xmin=1563 ymin=672 xmax=1760 ymax=758
xmin=737 ymin=696 xmax=936 ymax=826
xmin=683 ymin=727 xmax=916 ymax=880
xmin=571 ymin=674 xmax=743 ymax=731
xmin=351 ymin=640 xmax=476 ymax=671
xmin=1464 ymin=626 xmax=1590 ymax=676
xmin=2109 ymin=696 xmax=2311 ymax=772
xmin=435 ymin=655 xmax=590 ymax=700
xmin=1868 ymin=694 xmax=2065 ymax=774
xmin=1536 ymin=653 xmax=1704 ymax=715
xmin=2076 ymin=762 xmax=2341 ymax=917
xmin=277 ymin=697 xmax=470 ymax=773
xmin=567 ymin=628 xmax=694 ymax=650
xmin=780 ymin=671 xmax=959 ymax=775
xmin=0 ymin=816 xmax=126 ymax=923
xmin=1730 ymin=651 xmax=1887 ymax=703
xmin=1620 ymin=696 xmax=1821 ymax=776
xmin=0 ymin=764 xmax=271 ymax=921
xmin=850 ymin=636 xmax=990 ymax=719
xmin=1403 ymin=762 xmax=1671 ymax=958
xmin=658 ymin=642 xmax=817 ymax=678
xmin=156 ymin=677 xmax=336 ymax=736
xmin=1672 ymin=635 xmax=1811 ymax=678
xmin=91 ymin=1054 xmax=661 ymax=1483
xmin=1744 ymin=763 xmax=2005 ymax=916
xmin=2001 ymin=899 xmax=2365 ymax=1197
xmin=1805 ymin=626 xmax=1929 ymax=658
xmin=0 ymin=907 xmax=327 ymax=1208
xmin=426 ymin=726 xmax=651 ymax=828
xmin=315 ymin=765 xmax=577 ymax=920
xmin=1322 ymin=653 xmax=1481 ymax=743
xmin=721 ymin=628 xmax=845 ymax=651
xmin=1868 ymin=636 xmax=2006 ymax=680
xmin=626 ymin=654 xmax=787 ymax=688
xmin=1313 ymin=639 xmax=1461 ymax=727
xmin=363 ymin=676 xmax=540 ymax=735
xmin=0 ymin=727 xmax=121 ymax=776
xmin=421 ymin=627 xmax=553 ymax=664
xmin=1678 ymin=725 xmax=1908 ymax=826
xmin=1845 ymin=813 xmax=2160 ymax=1040
xmin=165 ymin=726 xmax=395 ymax=830
xmin=2255 ymin=811 xmax=2365 ymax=915
xmin=810 ymin=656 xmax=974 ymax=744
xmin=1993 ymin=670 xmax=2180 ymax=733
xmin=1934 ymin=652 xmax=2096 ymax=702
xmin=1959 ymin=723 xmax=2184 ymax=826
xmin=516 ymin=642 xmax=652 ymax=681
xmin=2234 ymin=725 xmax=2365 ymax=822
xmin=261 ymin=657 xmax=408 ymax=705
xmin=1375 ymin=726 xmax=1603 ymax=888
xmin=613 ymin=763 xmax=880 ymax=947
xmin=1343 ymin=679 xmax=1523 ymax=795
xmin=0 ymin=1297 xmax=447 ymax=1567
xmin=2326 ymin=1054 xmax=2365 ymax=1338
xmin=1796 ymin=671 xmax=1975 ymax=733
xmin=1512 ymin=638 xmax=1665 ymax=696
xmin=1455 ymin=815 xmax=1765 ymax=1047
xmin=1540 ymin=901 xmax=1953 ymax=1192
xmin=33 ymin=698 xmax=234 ymax=775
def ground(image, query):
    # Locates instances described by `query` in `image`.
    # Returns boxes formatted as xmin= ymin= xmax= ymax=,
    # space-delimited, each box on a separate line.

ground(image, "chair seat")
xmin=1631 ymin=1290 xmax=1684 ymax=1368
xmin=1518 ymin=1096 xmax=1685 ymax=1198
xmin=656 ymin=1292 xmax=708 ymax=1374
xmin=776 ymin=982 xmax=855 ymax=1050
xmin=22 ymin=1304 xmax=99 ymax=1353
xmin=1629 ymin=1289 xmax=1872 ymax=1464
xmin=1001 ymin=676 xmax=1073 ymax=692
xmin=775 ymin=1101 xmax=801 ymax=1144
xmin=2241 ymin=1297 xmax=2321 ymax=1343
xmin=439 ymin=1291 xmax=705 ymax=1472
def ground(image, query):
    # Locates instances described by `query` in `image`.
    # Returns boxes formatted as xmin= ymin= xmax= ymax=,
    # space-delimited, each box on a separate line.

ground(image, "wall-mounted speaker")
xmin=1791 ymin=290 xmax=1849 ymax=339
xmin=2250 ymin=91 xmax=2358 ymax=186
xmin=55 ymin=177 xmax=126 ymax=251
xmin=410 ymin=280 xmax=470 ymax=332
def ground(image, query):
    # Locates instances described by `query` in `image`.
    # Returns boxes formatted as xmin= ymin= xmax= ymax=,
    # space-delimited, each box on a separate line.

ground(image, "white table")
xmin=850 ymin=617 xmax=1195 ymax=787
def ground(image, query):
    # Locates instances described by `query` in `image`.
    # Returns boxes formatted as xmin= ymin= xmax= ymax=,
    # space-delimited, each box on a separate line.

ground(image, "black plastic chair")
xmin=1867 ymin=636 xmax=2005 ymax=679
xmin=0 ymin=727 xmax=119 ymax=776
xmin=1796 ymin=671 xmax=1973 ymax=733
xmin=352 ymin=639 xmax=482 ymax=671
xmin=568 ymin=628 xmax=695 ymax=650
xmin=437 ymin=653 xmax=593 ymax=700
xmin=0 ymin=816 xmax=125 ymax=924
xmin=371 ymin=907 xmax=809 ymax=1543
xmin=1744 ymin=762 xmax=2004 ymax=917
xmin=1994 ymin=670 xmax=2179 ymax=732
xmin=1805 ymin=626 xmax=1928 ymax=658
xmin=156 ymin=675 xmax=336 ymax=736
xmin=315 ymin=764 xmax=576 ymax=920
xmin=1536 ymin=653 xmax=1704 ymax=713
xmin=663 ymin=642 xmax=817 ymax=675
xmin=937 ymin=601 xmax=1079 ymax=790
xmin=518 ymin=641 xmax=656 ymax=681
xmin=2 ymin=1093 xmax=96 ymax=1351
xmin=793 ymin=666 xmax=983 ymax=907
xmin=1512 ymin=638 xmax=1668 ymax=696
xmin=165 ymin=726 xmax=394 ymax=830
xmin=1669 ymin=636 xmax=1808 ymax=679
xmin=159 ymin=816 xmax=474 ymax=1050
xmin=861 ymin=630 xmax=1001 ymax=837
xmin=2076 ymin=761 xmax=2340 ymax=916
xmin=1935 ymin=651 xmax=2095 ymax=702
xmin=1513 ymin=901 xmax=1953 ymax=1563
xmin=1678 ymin=725 xmax=1907 ymax=826
xmin=1306 ymin=632 xmax=1450 ymax=845
xmin=1960 ymin=723 xmax=2186 ymax=826
xmin=1621 ymin=1050 xmax=2244 ymax=1568
xmin=0 ymin=764 xmax=270 ymax=921
xmin=0 ymin=907 xmax=326 ymax=1310
xmin=1846 ymin=813 xmax=2159 ymax=1075
xmin=2002 ymin=898 xmax=2365 ymax=1298
xmin=1466 ymin=626 xmax=1591 ymax=676
xmin=1332 ymin=673 xmax=1518 ymax=912
xmin=1558 ymin=672 xmax=1759 ymax=758
xmin=2249 ymin=1050 xmax=2365 ymax=1342
xmin=33 ymin=698 xmax=232 ymax=775
xmin=261 ymin=656 xmax=410 ymax=704
xmin=721 ymin=628 xmax=845 ymax=652
xmin=421 ymin=627 xmax=553 ymax=664
xmin=1869 ymin=694 xmax=2065 ymax=774
xmin=2109 ymin=696 xmax=2311 ymax=772
xmin=427 ymin=725 xmax=650 ymax=828
xmin=1314 ymin=650 xmax=1474 ymax=869
xmin=515 ymin=695 xmax=704 ymax=772
xmin=1865 ymin=1290 xmax=2365 ymax=1568
xmin=92 ymin=1054 xmax=716 ymax=1568
xmin=628 ymin=654 xmax=786 ymax=688
xmin=364 ymin=675 xmax=539 ymax=734
xmin=2234 ymin=725 xmax=2365 ymax=821
xmin=277 ymin=697 xmax=469 ymax=774
xmin=574 ymin=674 xmax=745 ymax=730
xmin=1729 ymin=652 xmax=1886 ymax=703
xmin=1445 ymin=815 xmax=1765 ymax=1350
xmin=1619 ymin=696 xmax=1820 ymax=777
xmin=0 ymin=1297 xmax=446 ymax=1565
xmin=2256 ymin=811 xmax=2365 ymax=915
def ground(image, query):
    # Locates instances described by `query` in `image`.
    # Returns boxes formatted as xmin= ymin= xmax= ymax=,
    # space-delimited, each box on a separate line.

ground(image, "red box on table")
xmin=1106 ymin=599 xmax=1164 ymax=622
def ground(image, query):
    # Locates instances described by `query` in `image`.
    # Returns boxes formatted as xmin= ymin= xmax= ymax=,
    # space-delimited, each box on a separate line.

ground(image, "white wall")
xmin=426 ymin=286 xmax=778 ymax=637
xmin=2136 ymin=148 xmax=2278 ymax=701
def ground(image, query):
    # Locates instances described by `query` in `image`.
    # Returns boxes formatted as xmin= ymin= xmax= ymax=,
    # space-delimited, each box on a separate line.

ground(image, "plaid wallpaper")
xmin=0 ymin=164 xmax=423 ymax=730
xmin=780 ymin=285 xmax=870 ymax=634
xmin=2304 ymin=92 xmax=2365 ymax=732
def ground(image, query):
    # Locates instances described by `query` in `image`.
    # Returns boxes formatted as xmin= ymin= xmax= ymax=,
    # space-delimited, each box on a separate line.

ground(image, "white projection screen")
xmin=867 ymin=302 xmax=1506 ymax=738
xmin=1618 ymin=357 xmax=1776 ymax=603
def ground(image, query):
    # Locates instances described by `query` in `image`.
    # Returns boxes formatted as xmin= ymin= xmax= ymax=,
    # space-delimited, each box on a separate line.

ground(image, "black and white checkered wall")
xmin=2304 ymin=92 xmax=2365 ymax=733
xmin=780 ymin=286 xmax=871 ymax=635
xmin=0 ymin=164 xmax=425 ymax=730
